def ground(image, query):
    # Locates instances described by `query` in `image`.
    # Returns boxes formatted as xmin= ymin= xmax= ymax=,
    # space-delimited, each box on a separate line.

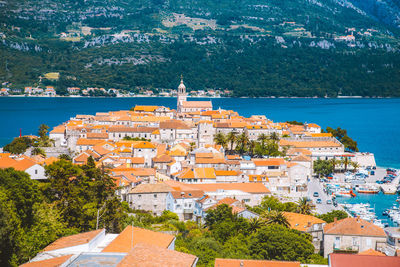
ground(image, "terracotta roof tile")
xmin=283 ymin=212 xmax=325 ymax=232
xmin=129 ymin=183 xmax=172 ymax=194
xmin=324 ymin=217 xmax=386 ymax=237
xmin=42 ymin=229 xmax=104 ymax=252
xmin=358 ymin=248 xmax=386 ymax=256
xmin=20 ymin=255 xmax=73 ymax=267
xmin=12 ymin=158 xmax=37 ymax=171
xmin=184 ymin=182 xmax=270 ymax=194
xmin=253 ymin=158 xmax=285 ymax=166
xmin=103 ymin=226 xmax=175 ymax=253
xmin=214 ymin=258 xmax=300 ymax=267
xmin=329 ymin=254 xmax=400 ymax=267
xmin=117 ymin=243 xmax=196 ymax=267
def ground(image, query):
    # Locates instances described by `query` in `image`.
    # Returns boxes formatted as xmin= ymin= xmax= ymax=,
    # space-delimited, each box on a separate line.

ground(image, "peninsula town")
xmin=1 ymin=79 xmax=400 ymax=267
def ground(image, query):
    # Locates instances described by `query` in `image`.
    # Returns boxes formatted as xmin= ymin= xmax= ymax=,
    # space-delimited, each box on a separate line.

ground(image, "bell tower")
xmin=177 ymin=75 xmax=187 ymax=113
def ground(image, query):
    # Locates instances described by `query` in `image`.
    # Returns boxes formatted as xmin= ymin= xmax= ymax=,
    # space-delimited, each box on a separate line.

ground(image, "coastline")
xmin=1 ymin=95 xmax=399 ymax=99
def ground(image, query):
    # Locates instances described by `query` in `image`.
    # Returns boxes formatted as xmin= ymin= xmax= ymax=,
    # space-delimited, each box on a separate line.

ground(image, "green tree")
xmin=204 ymin=204 xmax=234 ymax=229
xmin=249 ymin=224 xmax=314 ymax=262
xmin=313 ymin=159 xmax=334 ymax=177
xmin=3 ymin=137 xmax=33 ymax=154
xmin=248 ymin=217 xmax=265 ymax=233
xmin=31 ymin=147 xmax=46 ymax=157
xmin=261 ymin=210 xmax=290 ymax=228
xmin=214 ymin=132 xmax=227 ymax=149
xmin=235 ymin=132 xmax=249 ymax=155
xmin=317 ymin=210 xmax=348 ymax=223
xmin=226 ymin=132 xmax=237 ymax=153
xmin=38 ymin=124 xmax=49 ymax=140
xmin=0 ymin=187 xmax=23 ymax=267
xmin=296 ymin=197 xmax=312 ymax=215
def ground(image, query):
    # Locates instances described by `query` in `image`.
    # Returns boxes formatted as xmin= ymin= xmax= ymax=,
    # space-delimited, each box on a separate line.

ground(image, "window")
xmin=352 ymin=237 xmax=358 ymax=246
xmin=366 ymin=238 xmax=372 ymax=247
xmin=35 ymin=169 xmax=38 ymax=175
xmin=138 ymin=194 xmax=141 ymax=198
xmin=154 ymin=194 xmax=157 ymax=198
xmin=154 ymin=205 xmax=157 ymax=209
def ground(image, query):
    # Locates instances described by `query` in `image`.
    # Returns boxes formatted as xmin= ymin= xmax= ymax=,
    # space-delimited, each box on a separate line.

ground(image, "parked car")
xmin=316 ymin=199 xmax=322 ymax=204
xmin=313 ymin=192 xmax=319 ymax=197
xmin=326 ymin=199 xmax=332 ymax=204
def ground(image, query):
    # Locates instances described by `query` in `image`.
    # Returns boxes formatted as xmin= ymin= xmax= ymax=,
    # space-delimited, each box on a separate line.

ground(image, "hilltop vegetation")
xmin=1 ymin=0 xmax=400 ymax=96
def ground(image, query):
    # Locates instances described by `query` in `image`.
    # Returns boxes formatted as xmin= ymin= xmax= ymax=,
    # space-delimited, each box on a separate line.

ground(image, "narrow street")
xmin=307 ymin=178 xmax=336 ymax=214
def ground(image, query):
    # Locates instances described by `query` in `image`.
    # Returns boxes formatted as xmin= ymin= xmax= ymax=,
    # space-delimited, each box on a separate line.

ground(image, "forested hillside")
xmin=1 ymin=0 xmax=400 ymax=96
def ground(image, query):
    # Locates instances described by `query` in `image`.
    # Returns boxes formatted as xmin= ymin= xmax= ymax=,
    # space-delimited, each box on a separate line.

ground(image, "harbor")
xmin=317 ymin=167 xmax=400 ymax=227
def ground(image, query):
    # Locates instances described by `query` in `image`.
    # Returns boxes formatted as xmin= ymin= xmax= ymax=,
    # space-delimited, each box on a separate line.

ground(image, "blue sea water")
xmin=336 ymin=193 xmax=399 ymax=226
xmin=1 ymin=97 xmax=399 ymax=168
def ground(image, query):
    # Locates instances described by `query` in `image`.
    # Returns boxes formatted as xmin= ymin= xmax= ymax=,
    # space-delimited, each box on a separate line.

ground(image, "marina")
xmin=322 ymin=167 xmax=400 ymax=227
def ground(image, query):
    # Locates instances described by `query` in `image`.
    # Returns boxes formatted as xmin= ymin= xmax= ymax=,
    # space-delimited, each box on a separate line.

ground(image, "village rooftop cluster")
xmin=3 ymin=79 xmax=399 ymax=267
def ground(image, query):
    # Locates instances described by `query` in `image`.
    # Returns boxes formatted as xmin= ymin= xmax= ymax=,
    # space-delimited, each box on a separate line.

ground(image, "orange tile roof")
xmin=253 ymin=158 xmax=285 ymax=166
xmin=358 ymin=248 xmax=386 ymax=256
xmin=129 ymin=183 xmax=172 ymax=194
xmin=0 ymin=157 xmax=18 ymax=168
xmin=12 ymin=158 xmax=37 ymax=171
xmin=159 ymin=119 xmax=191 ymax=129
xmin=133 ymin=141 xmax=156 ymax=149
xmin=283 ymin=212 xmax=325 ymax=232
xmin=186 ymin=183 xmax=270 ymax=194
xmin=20 ymin=255 xmax=73 ymax=267
xmin=42 ymin=229 xmax=103 ymax=252
xmin=50 ymin=125 xmax=65 ymax=134
xmin=291 ymin=154 xmax=311 ymax=162
xmin=279 ymin=139 xmax=341 ymax=148
xmin=76 ymin=138 xmax=105 ymax=146
xmin=329 ymin=254 xmax=400 ymax=267
xmin=133 ymin=105 xmax=160 ymax=112
xmin=153 ymin=154 xmax=173 ymax=163
xmin=310 ymin=133 xmax=332 ymax=137
xmin=214 ymin=258 xmax=300 ymax=267
xmin=117 ymin=243 xmax=197 ymax=267
xmin=215 ymin=170 xmax=239 ymax=176
xmin=86 ymin=132 xmax=108 ymax=139
xmin=307 ymin=123 xmax=320 ymax=128
xmin=181 ymin=101 xmax=212 ymax=108
xmin=248 ymin=175 xmax=268 ymax=182
xmin=44 ymin=157 xmax=59 ymax=165
xmin=324 ymin=217 xmax=386 ymax=237
xmin=102 ymin=226 xmax=175 ymax=253
xmin=171 ymin=190 xmax=205 ymax=199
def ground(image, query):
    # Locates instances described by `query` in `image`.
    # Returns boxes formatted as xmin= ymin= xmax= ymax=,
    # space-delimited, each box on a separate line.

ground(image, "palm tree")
xmin=31 ymin=147 xmax=46 ymax=157
xmin=226 ymin=131 xmax=237 ymax=153
xmin=258 ymin=133 xmax=268 ymax=149
xmin=214 ymin=132 xmax=227 ymax=149
xmin=269 ymin=132 xmax=280 ymax=142
xmin=350 ymin=161 xmax=360 ymax=173
xmin=261 ymin=210 xmax=290 ymax=228
xmin=247 ymin=140 xmax=257 ymax=157
xmin=236 ymin=132 xmax=249 ymax=155
xmin=296 ymin=197 xmax=312 ymax=215
xmin=248 ymin=217 xmax=265 ymax=233
xmin=329 ymin=158 xmax=339 ymax=172
xmin=341 ymin=157 xmax=351 ymax=172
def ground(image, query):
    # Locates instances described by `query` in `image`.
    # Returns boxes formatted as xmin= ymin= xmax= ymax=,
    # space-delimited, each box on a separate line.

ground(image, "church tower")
xmin=177 ymin=76 xmax=187 ymax=113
